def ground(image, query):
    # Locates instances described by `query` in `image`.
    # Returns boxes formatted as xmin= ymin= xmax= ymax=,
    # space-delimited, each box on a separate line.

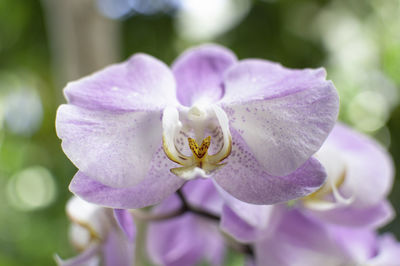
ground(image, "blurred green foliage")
xmin=0 ymin=0 xmax=399 ymax=265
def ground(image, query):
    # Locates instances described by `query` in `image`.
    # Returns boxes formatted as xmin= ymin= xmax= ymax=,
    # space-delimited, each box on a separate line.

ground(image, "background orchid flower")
xmin=56 ymin=44 xmax=339 ymax=208
xmin=253 ymin=208 xmax=400 ymax=266
xmin=55 ymin=197 xmax=135 ymax=266
xmin=219 ymin=122 xmax=395 ymax=244
xmin=301 ymin=123 xmax=395 ymax=228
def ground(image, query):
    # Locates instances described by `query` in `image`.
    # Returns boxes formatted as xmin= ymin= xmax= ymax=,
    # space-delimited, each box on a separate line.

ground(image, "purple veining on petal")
xmin=221 ymin=59 xmax=328 ymax=104
xmin=64 ymin=53 xmax=178 ymax=112
xmin=56 ymin=104 xmax=164 ymax=188
xmin=220 ymin=59 xmax=339 ymax=177
xmin=213 ymin=128 xmax=326 ymax=204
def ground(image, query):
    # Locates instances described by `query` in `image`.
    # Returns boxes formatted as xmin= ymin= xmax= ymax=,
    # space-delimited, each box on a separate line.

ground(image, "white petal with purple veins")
xmin=222 ymin=60 xmax=339 ymax=176
xmin=56 ymin=105 xmax=162 ymax=188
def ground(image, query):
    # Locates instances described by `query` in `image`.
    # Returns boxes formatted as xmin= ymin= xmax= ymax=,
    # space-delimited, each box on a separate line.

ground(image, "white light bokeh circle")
xmin=175 ymin=0 xmax=251 ymax=41
xmin=347 ymin=91 xmax=389 ymax=132
xmin=6 ymin=166 xmax=57 ymax=211
xmin=4 ymin=89 xmax=43 ymax=137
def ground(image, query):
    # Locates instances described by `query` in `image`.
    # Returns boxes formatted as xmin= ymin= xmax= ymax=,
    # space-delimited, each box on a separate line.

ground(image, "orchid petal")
xmin=147 ymin=214 xmax=208 ymax=266
xmin=173 ymin=44 xmax=237 ymax=106
xmin=305 ymin=200 xmax=394 ymax=229
xmin=219 ymin=201 xmax=283 ymax=243
xmin=182 ymin=178 xmax=224 ymax=215
xmin=255 ymin=208 xmax=399 ymax=266
xmin=69 ymin=170 xmax=184 ymax=209
xmin=213 ymin=129 xmax=326 ymax=204
xmin=56 ymin=105 xmax=163 ymax=188
xmin=331 ymin=227 xmax=377 ymax=263
xmin=64 ymin=53 xmax=178 ymax=111
xmin=113 ymin=209 xmax=136 ymax=242
xmin=103 ymin=228 xmax=135 ymax=266
xmin=220 ymin=205 xmax=261 ymax=243
xmin=222 ymin=60 xmax=339 ymax=176
xmin=216 ymin=183 xmax=275 ymax=229
xmin=255 ymin=209 xmax=347 ymax=266
xmin=369 ymin=234 xmax=400 ymax=265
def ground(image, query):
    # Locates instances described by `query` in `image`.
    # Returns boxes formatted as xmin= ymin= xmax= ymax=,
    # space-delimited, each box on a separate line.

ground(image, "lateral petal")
xmin=222 ymin=60 xmax=339 ymax=176
xmin=56 ymin=105 xmax=163 ymax=188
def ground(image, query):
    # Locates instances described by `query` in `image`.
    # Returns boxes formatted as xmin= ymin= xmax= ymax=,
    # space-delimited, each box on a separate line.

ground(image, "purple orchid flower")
xmin=56 ymin=44 xmax=339 ymax=208
xmin=219 ymin=123 xmax=395 ymax=243
xmin=301 ymin=122 xmax=394 ymax=228
xmin=254 ymin=208 xmax=400 ymax=266
xmin=146 ymin=179 xmax=226 ymax=266
xmin=55 ymin=197 xmax=135 ymax=266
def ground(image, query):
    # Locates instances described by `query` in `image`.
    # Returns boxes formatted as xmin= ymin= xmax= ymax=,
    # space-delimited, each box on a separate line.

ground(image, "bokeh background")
xmin=0 ymin=0 xmax=399 ymax=265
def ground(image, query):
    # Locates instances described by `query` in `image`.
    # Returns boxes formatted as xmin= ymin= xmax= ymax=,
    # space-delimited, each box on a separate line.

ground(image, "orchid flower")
xmin=56 ymin=44 xmax=339 ymax=208
xmin=301 ymin=123 xmax=394 ymax=228
xmin=254 ymin=208 xmax=400 ymax=266
xmin=219 ymin=123 xmax=394 ymax=243
xmin=55 ymin=197 xmax=135 ymax=266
